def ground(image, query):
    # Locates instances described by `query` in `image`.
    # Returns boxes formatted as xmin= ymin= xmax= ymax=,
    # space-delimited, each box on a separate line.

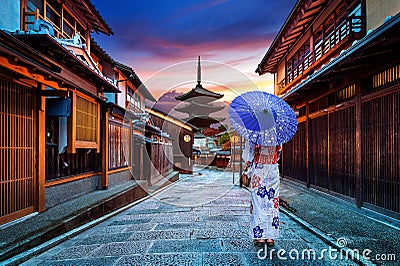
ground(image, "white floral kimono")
xmin=242 ymin=141 xmax=281 ymax=240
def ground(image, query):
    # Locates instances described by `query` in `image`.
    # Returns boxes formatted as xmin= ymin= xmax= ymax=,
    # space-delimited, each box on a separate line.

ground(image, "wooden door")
xmin=0 ymin=77 xmax=36 ymax=225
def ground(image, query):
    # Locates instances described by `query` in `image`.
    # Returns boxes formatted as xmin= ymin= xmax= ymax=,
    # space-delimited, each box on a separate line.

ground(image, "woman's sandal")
xmin=266 ymin=239 xmax=275 ymax=247
xmin=253 ymin=239 xmax=265 ymax=247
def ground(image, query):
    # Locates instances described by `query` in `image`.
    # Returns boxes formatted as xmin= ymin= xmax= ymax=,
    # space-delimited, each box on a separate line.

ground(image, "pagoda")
xmin=175 ymin=56 xmax=225 ymax=129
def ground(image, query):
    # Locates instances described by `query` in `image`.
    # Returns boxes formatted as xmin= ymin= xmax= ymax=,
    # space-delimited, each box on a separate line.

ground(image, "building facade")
xmin=0 ymin=0 xmax=153 ymax=225
xmin=257 ymin=0 xmax=400 ymax=218
xmin=147 ymin=107 xmax=195 ymax=176
xmin=105 ymin=61 xmax=155 ymax=188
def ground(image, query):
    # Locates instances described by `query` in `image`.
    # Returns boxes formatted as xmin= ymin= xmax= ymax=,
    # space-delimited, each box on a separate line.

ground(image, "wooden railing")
xmin=1 ymin=78 xmax=36 ymax=224
xmin=22 ymin=8 xmax=39 ymax=31
xmin=279 ymin=15 xmax=363 ymax=90
xmin=22 ymin=8 xmax=86 ymax=43
xmin=286 ymin=54 xmax=314 ymax=85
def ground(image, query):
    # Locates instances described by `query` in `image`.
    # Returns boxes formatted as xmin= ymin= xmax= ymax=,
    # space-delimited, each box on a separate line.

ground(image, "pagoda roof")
xmin=176 ymin=83 xmax=223 ymax=101
xmin=182 ymin=115 xmax=225 ymax=129
xmin=174 ymin=101 xmax=225 ymax=114
xmin=177 ymin=56 xmax=224 ymax=102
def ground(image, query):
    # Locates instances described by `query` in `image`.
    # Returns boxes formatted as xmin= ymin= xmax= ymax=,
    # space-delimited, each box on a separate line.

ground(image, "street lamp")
xmin=231 ymin=134 xmax=239 ymax=184
xmin=183 ymin=134 xmax=191 ymax=143
xmin=230 ymin=134 xmax=243 ymax=186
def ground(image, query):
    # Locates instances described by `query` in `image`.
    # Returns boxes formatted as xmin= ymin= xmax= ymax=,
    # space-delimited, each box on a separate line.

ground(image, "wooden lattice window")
xmin=109 ymin=121 xmax=129 ymax=169
xmin=24 ymin=0 xmax=87 ymax=43
xmin=62 ymin=10 xmax=75 ymax=38
xmin=1 ymin=78 xmax=36 ymax=224
xmin=76 ymin=96 xmax=97 ymax=142
xmin=372 ymin=64 xmax=400 ymax=89
xmin=68 ymin=92 xmax=100 ymax=153
xmin=335 ymin=84 xmax=356 ymax=103
xmin=309 ymin=96 xmax=329 ymax=113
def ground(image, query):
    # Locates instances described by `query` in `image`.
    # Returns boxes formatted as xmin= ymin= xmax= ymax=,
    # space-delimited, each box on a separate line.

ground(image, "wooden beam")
xmin=307 ymin=0 xmax=326 ymax=11
xmin=355 ymin=80 xmax=362 ymax=207
xmin=40 ymin=89 xmax=70 ymax=97
xmin=305 ymin=102 xmax=310 ymax=188
xmin=37 ymin=84 xmax=46 ymax=212
xmin=75 ymin=140 xmax=98 ymax=149
xmin=283 ymin=31 xmax=301 ymax=44
xmin=45 ymin=171 xmax=101 ymax=187
xmin=67 ymin=91 xmax=77 ymax=153
xmin=299 ymin=5 xmax=321 ymax=22
xmin=0 ymin=56 xmax=65 ymax=90
xmin=327 ymin=107 xmax=330 ymax=191
xmin=101 ymin=109 xmax=109 ymax=189
xmin=296 ymin=15 xmax=313 ymax=28
xmin=273 ymin=48 xmax=289 ymax=58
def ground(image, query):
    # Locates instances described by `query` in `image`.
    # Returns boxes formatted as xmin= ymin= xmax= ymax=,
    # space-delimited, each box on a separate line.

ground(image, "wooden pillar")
xmin=129 ymin=123 xmax=133 ymax=179
xmin=306 ymin=103 xmax=310 ymax=188
xmin=37 ymin=84 xmax=46 ymax=212
xmin=239 ymin=136 xmax=243 ymax=175
xmin=20 ymin=0 xmax=27 ymax=30
xmin=355 ymin=81 xmax=362 ymax=207
xmin=85 ymin=30 xmax=91 ymax=54
xmin=139 ymin=144 xmax=144 ymax=179
xmin=67 ymin=92 xmax=76 ymax=153
xmin=101 ymin=109 xmax=109 ymax=189
xmin=327 ymin=110 xmax=331 ymax=191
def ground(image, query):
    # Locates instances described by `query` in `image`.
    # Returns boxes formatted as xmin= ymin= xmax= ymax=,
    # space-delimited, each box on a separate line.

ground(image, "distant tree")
xmin=218 ymin=124 xmax=227 ymax=131
xmin=218 ymin=132 xmax=230 ymax=145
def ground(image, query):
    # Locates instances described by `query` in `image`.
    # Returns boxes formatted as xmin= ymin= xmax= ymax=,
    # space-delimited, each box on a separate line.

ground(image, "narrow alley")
xmin=20 ymin=168 xmax=358 ymax=266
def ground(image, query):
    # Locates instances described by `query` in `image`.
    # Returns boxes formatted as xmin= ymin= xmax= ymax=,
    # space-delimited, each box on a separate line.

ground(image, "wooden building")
xmin=104 ymin=61 xmax=155 ymax=187
xmin=0 ymin=0 xmax=150 ymax=225
xmin=146 ymin=107 xmax=196 ymax=175
xmin=256 ymin=0 xmax=400 ymax=217
xmin=144 ymin=118 xmax=174 ymax=185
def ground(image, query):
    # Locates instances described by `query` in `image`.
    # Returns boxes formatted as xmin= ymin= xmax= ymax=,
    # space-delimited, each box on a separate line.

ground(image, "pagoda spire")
xmin=197 ymin=56 xmax=201 ymax=85
xmin=174 ymin=56 xmax=225 ymax=129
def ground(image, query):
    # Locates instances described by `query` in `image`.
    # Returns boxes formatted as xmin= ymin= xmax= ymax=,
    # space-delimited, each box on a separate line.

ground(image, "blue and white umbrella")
xmin=228 ymin=91 xmax=297 ymax=145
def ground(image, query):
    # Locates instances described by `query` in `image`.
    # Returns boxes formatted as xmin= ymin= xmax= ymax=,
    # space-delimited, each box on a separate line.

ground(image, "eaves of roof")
xmin=14 ymin=33 xmax=119 ymax=93
xmin=90 ymin=38 xmax=115 ymax=64
xmin=176 ymin=84 xmax=224 ymax=101
xmin=115 ymin=61 xmax=156 ymax=102
xmin=68 ymin=0 xmax=113 ymax=35
xmin=256 ymin=0 xmax=328 ymax=75
xmin=0 ymin=30 xmax=77 ymax=88
xmin=282 ymin=13 xmax=400 ymax=102
xmin=146 ymin=106 xmax=199 ymax=131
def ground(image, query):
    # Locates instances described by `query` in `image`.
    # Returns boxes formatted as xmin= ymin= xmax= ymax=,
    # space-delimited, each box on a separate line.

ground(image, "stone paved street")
xmin=22 ymin=168 xmax=358 ymax=265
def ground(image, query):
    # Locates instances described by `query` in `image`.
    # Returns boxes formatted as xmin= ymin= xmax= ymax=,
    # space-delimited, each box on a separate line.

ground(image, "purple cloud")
xmin=90 ymin=0 xmax=296 ymax=97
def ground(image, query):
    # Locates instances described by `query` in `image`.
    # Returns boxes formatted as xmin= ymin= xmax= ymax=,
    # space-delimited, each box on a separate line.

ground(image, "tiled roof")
xmin=256 ymin=0 xmax=328 ymax=74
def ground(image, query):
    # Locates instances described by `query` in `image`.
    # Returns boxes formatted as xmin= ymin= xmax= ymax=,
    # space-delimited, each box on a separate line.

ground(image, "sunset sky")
xmin=91 ymin=0 xmax=297 ymax=101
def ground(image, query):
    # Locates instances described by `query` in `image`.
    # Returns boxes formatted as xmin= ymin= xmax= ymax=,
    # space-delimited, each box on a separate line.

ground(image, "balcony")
xmin=23 ymin=7 xmax=87 ymax=44
xmin=279 ymin=15 xmax=363 ymax=93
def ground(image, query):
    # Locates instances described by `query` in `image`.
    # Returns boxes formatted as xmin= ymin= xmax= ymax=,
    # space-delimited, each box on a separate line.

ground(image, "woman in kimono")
xmin=242 ymin=140 xmax=281 ymax=247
